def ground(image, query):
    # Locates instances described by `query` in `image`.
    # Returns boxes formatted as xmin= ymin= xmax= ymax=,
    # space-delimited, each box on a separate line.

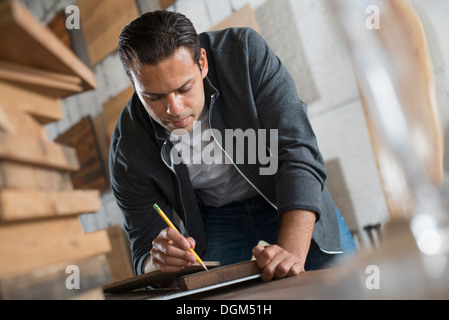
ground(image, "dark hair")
xmin=118 ymin=10 xmax=201 ymax=79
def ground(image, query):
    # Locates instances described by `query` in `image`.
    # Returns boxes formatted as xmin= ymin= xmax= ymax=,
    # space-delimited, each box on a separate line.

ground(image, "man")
xmin=110 ymin=10 xmax=357 ymax=283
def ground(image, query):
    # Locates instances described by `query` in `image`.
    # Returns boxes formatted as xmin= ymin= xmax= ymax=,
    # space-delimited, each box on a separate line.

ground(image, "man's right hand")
xmin=143 ymin=227 xmax=198 ymax=274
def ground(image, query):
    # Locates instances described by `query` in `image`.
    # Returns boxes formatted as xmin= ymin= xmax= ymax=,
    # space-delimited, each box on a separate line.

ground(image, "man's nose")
xmin=166 ymin=93 xmax=182 ymax=116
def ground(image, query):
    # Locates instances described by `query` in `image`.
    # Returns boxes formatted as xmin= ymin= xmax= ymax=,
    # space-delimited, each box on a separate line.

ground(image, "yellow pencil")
xmin=153 ymin=203 xmax=208 ymax=272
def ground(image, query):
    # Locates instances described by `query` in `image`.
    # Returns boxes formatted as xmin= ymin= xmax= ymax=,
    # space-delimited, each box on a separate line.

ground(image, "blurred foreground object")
xmin=328 ymin=0 xmax=449 ymax=299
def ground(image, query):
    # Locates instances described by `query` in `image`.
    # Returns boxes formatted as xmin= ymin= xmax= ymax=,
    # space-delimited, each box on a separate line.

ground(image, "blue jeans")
xmin=201 ymin=195 xmax=357 ymax=270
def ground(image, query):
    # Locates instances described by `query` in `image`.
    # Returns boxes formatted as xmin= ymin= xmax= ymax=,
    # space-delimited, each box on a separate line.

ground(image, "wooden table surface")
xmin=105 ymin=221 xmax=449 ymax=300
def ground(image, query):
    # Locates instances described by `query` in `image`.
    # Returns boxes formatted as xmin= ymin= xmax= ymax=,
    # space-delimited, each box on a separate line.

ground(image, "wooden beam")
xmin=0 ymin=132 xmax=80 ymax=171
xmin=46 ymin=10 xmax=72 ymax=50
xmin=105 ymin=225 xmax=134 ymax=283
xmin=55 ymin=116 xmax=108 ymax=191
xmin=0 ymin=0 xmax=96 ymax=92
xmin=0 ymin=189 xmax=101 ymax=221
xmin=0 ymin=217 xmax=111 ymax=278
xmin=177 ymin=260 xmax=262 ymax=291
xmin=77 ymin=0 xmax=139 ymax=66
xmin=0 ymin=80 xmax=63 ymax=125
xmin=103 ymin=261 xmax=220 ymax=293
xmin=0 ymin=254 xmax=110 ymax=300
xmin=0 ymin=60 xmax=83 ymax=97
xmin=0 ymin=160 xmax=73 ymax=190
xmin=102 ymin=86 xmax=134 ymax=138
xmin=0 ymin=102 xmax=48 ymax=139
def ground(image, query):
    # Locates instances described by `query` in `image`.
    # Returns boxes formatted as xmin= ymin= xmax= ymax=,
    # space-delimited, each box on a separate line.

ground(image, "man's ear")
xmin=199 ymin=48 xmax=208 ymax=79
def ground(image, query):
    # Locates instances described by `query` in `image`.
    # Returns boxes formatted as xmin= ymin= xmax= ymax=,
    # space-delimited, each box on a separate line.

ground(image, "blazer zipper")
xmin=208 ymin=93 xmax=278 ymax=212
xmin=160 ymin=140 xmax=189 ymax=236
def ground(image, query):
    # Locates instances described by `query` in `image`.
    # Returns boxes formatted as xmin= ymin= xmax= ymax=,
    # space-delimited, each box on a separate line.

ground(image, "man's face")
xmin=130 ymin=47 xmax=209 ymax=133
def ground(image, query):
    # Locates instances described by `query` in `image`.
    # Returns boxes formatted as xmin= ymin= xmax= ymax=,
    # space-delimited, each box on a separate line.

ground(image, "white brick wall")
xmin=20 ymin=0 xmax=449 ymax=249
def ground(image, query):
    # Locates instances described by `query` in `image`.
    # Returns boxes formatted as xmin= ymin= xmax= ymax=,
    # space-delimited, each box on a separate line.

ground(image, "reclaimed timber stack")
xmin=0 ymin=0 xmax=111 ymax=299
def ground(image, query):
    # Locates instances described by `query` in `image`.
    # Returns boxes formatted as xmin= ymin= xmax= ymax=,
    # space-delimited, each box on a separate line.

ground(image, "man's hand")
xmin=143 ymin=227 xmax=197 ymax=274
xmin=252 ymin=245 xmax=305 ymax=282
xmin=253 ymin=209 xmax=316 ymax=282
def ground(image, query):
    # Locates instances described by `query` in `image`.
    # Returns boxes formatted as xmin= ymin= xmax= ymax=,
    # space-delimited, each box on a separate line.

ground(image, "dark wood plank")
xmin=55 ymin=116 xmax=107 ymax=191
xmin=103 ymin=262 xmax=220 ymax=293
xmin=177 ymin=260 xmax=262 ymax=291
xmin=47 ymin=10 xmax=72 ymax=50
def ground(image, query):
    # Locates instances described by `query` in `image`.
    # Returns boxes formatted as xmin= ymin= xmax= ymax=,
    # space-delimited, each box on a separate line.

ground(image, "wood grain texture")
xmin=46 ymin=10 xmax=72 ymax=50
xmin=102 ymin=86 xmax=134 ymax=139
xmin=0 ymin=131 xmax=79 ymax=171
xmin=0 ymin=101 xmax=48 ymax=139
xmin=0 ymin=0 xmax=96 ymax=93
xmin=0 ymin=80 xmax=63 ymax=125
xmin=0 ymin=160 xmax=73 ymax=190
xmin=55 ymin=116 xmax=107 ymax=191
xmin=177 ymin=260 xmax=262 ymax=291
xmin=0 ymin=189 xmax=101 ymax=221
xmin=77 ymin=0 xmax=139 ymax=66
xmin=0 ymin=254 xmax=110 ymax=300
xmin=0 ymin=217 xmax=111 ymax=278
xmin=105 ymin=225 xmax=134 ymax=283
xmin=0 ymin=60 xmax=83 ymax=97
xmin=103 ymin=262 xmax=220 ymax=293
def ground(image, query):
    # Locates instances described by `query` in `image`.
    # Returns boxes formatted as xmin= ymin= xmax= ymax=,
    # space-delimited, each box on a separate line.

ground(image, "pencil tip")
xmin=202 ymin=263 xmax=209 ymax=272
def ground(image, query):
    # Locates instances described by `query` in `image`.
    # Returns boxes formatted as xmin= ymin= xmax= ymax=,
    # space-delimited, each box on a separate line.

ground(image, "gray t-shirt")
xmin=167 ymin=107 xmax=258 ymax=207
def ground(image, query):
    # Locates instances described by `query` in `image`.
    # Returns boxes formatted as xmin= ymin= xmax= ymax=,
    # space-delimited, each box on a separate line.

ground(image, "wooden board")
xmin=55 ymin=116 xmax=108 ymax=191
xmin=103 ymin=262 xmax=220 ymax=293
xmin=0 ymin=80 xmax=63 ymax=125
xmin=91 ymin=113 xmax=111 ymax=187
xmin=209 ymin=4 xmax=260 ymax=33
xmin=159 ymin=0 xmax=175 ymax=9
xmin=0 ymin=131 xmax=79 ymax=171
xmin=0 ymin=101 xmax=48 ymax=139
xmin=0 ymin=216 xmax=111 ymax=278
xmin=102 ymin=86 xmax=134 ymax=139
xmin=46 ymin=10 xmax=72 ymax=50
xmin=0 ymin=254 xmax=110 ymax=300
xmin=0 ymin=60 xmax=83 ymax=97
xmin=0 ymin=189 xmax=101 ymax=221
xmin=77 ymin=0 xmax=139 ymax=66
xmin=0 ymin=160 xmax=73 ymax=190
xmin=177 ymin=260 xmax=262 ymax=291
xmin=105 ymin=225 xmax=134 ymax=283
xmin=0 ymin=0 xmax=96 ymax=93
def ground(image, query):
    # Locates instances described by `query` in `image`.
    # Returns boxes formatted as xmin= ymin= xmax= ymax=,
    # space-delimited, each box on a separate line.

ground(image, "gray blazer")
xmin=110 ymin=27 xmax=341 ymax=275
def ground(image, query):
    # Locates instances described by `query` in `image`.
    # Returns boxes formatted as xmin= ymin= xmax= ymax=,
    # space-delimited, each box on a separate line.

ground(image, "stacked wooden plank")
xmin=0 ymin=0 xmax=111 ymax=300
xmin=77 ymin=0 xmax=140 ymax=66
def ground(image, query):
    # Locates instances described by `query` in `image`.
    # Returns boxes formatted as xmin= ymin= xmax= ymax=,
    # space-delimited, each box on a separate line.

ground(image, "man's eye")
xmin=178 ymin=87 xmax=191 ymax=94
xmin=146 ymin=95 xmax=160 ymax=101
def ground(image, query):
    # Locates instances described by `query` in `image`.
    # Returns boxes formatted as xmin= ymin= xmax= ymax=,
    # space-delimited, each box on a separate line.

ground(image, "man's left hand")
xmin=252 ymin=245 xmax=305 ymax=282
